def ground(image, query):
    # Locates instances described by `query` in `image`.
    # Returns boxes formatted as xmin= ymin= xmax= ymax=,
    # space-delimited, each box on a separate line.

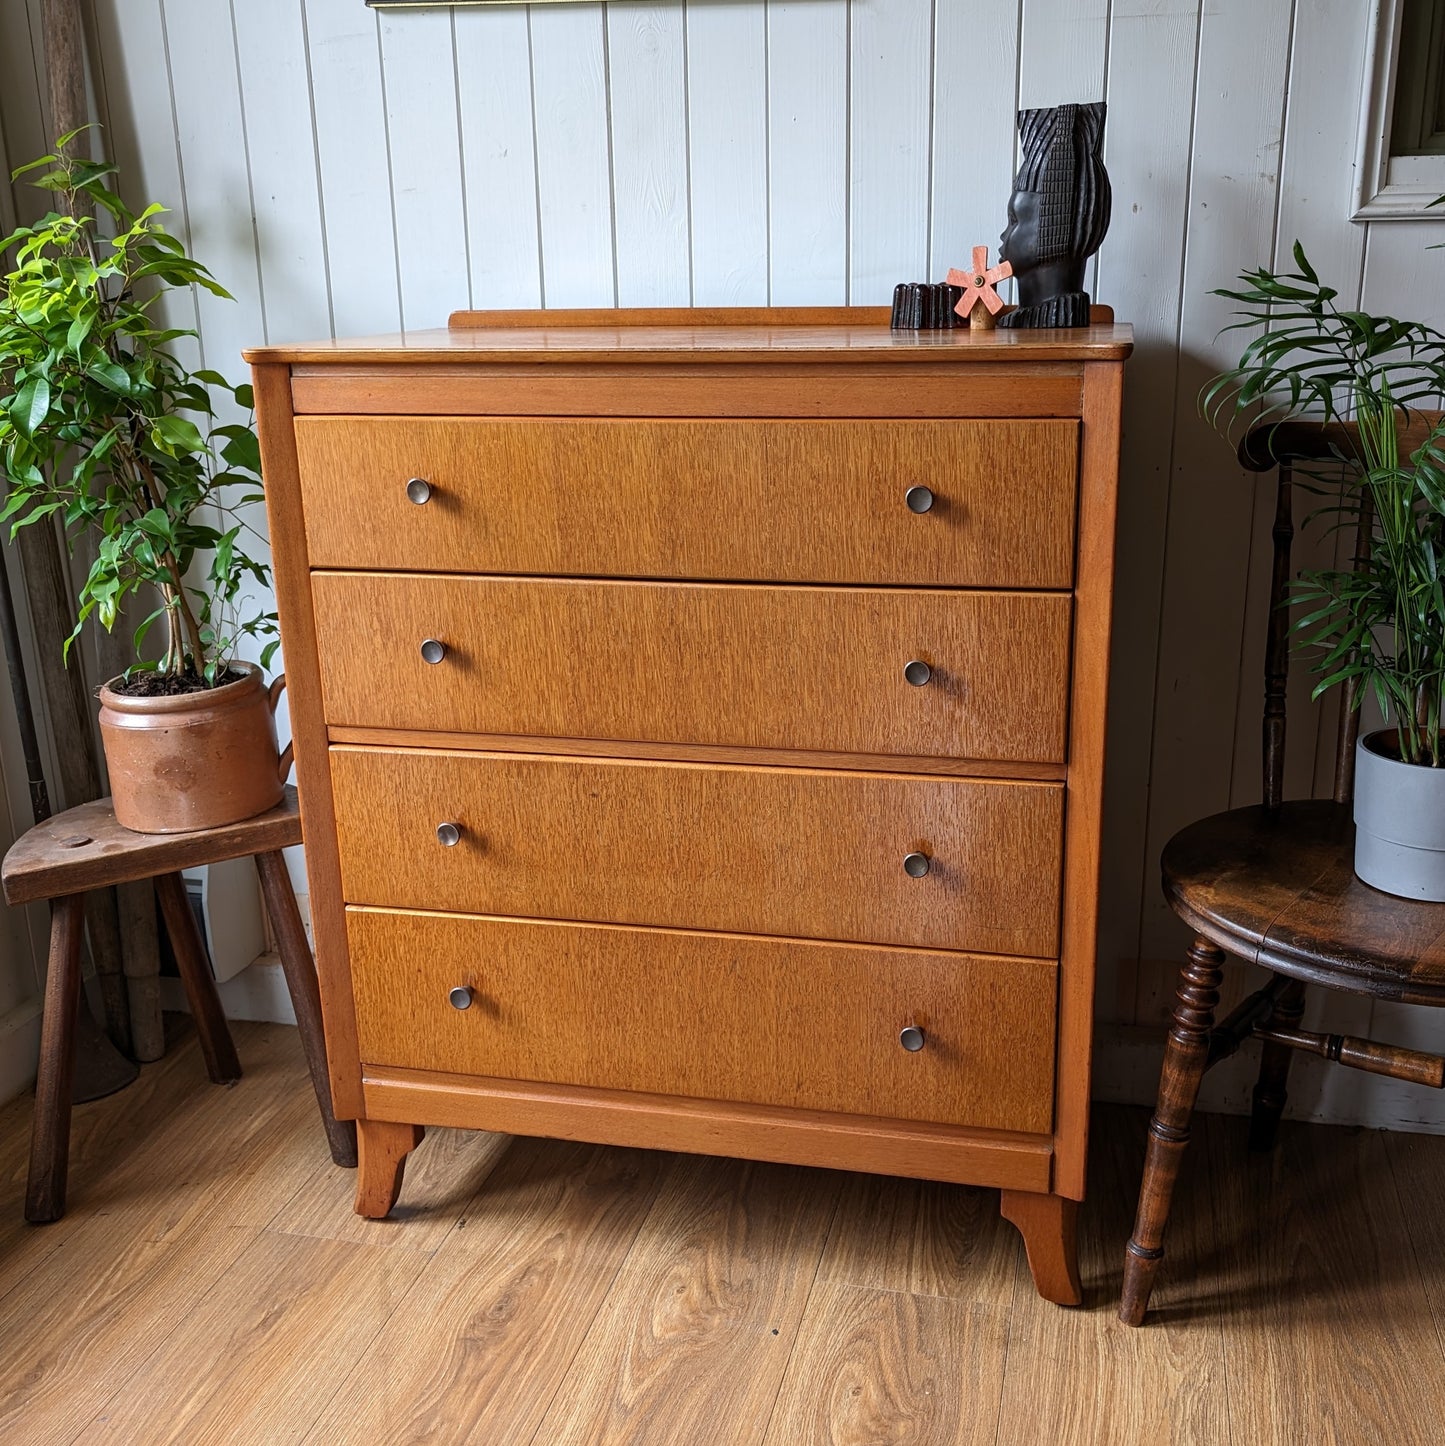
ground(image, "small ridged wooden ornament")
xmin=946 ymin=247 xmax=1014 ymax=330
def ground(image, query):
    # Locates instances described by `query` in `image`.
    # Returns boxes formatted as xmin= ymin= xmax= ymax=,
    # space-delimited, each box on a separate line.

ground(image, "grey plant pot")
xmin=1354 ymin=731 xmax=1445 ymax=901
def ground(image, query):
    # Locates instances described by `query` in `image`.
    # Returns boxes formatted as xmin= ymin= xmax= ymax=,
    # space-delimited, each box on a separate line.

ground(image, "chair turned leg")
xmin=26 ymin=895 xmax=87 ymax=1224
xmin=1249 ymin=979 xmax=1305 ymax=1153
xmin=1120 ymin=935 xmax=1225 ymax=1326
xmin=1000 ymin=1190 xmax=1082 ymax=1305
xmin=355 ymin=1120 xmax=425 ymax=1219
xmin=254 ymin=850 xmax=358 ymax=1168
xmin=154 ymin=872 xmax=241 ymax=1085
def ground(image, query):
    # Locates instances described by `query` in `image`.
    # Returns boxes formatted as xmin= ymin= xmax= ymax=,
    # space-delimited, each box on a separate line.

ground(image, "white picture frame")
xmin=1354 ymin=0 xmax=1445 ymax=219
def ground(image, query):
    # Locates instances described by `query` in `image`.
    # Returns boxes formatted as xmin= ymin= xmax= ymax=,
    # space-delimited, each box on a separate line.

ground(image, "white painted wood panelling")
xmin=233 ymin=0 xmax=333 ymax=347
xmin=377 ymin=7 xmax=471 ymax=326
xmin=847 ymin=0 xmax=932 ymax=301
xmin=454 ymin=4 xmax=543 ymax=309
xmin=530 ymin=3 xmax=615 ymax=307
xmin=1092 ymin=0 xmax=1202 ymax=1022
xmin=159 ymin=0 xmax=265 ymax=389
xmin=1018 ymin=0 xmax=1109 ymax=110
xmin=300 ymin=0 xmax=402 ymax=337
xmin=2 ymin=0 xmax=1440 ymax=1128
xmin=687 ymin=0 xmax=768 ymax=305
xmin=1135 ymin=0 xmax=1297 ymax=984
xmin=607 ymin=3 xmax=690 ymax=304
xmin=767 ymin=0 xmax=847 ymax=304
xmin=930 ymin=1 xmax=1020 ymax=288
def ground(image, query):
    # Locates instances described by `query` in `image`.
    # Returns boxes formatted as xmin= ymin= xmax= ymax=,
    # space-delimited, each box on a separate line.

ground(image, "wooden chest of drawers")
xmin=247 ymin=306 xmax=1131 ymax=1305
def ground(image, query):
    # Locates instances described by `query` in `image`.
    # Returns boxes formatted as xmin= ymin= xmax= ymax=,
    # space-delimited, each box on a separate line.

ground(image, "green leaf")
xmin=65 ymin=311 xmax=94 ymax=353
xmin=150 ymin=415 xmax=206 ymax=455
xmin=9 ymin=375 xmax=51 ymax=437
xmin=218 ymin=427 xmax=260 ymax=474
xmin=88 ymin=361 xmax=133 ymax=396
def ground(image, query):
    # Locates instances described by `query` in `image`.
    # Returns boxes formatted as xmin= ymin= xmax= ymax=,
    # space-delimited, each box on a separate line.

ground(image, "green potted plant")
xmin=0 ymin=133 xmax=287 ymax=834
xmin=1207 ymin=243 xmax=1445 ymax=900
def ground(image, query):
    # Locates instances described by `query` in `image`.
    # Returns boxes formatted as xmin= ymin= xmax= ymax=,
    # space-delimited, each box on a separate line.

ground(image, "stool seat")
xmin=6 ymin=785 xmax=356 ymax=1222
xmin=1163 ymin=799 xmax=1445 ymax=1007
xmin=3 ymin=787 xmax=302 ymax=906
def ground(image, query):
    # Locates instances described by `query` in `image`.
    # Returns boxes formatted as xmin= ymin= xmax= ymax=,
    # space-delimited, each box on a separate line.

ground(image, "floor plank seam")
xmin=755 ymin=1189 xmax=842 ymax=1445
xmin=521 ymin=1148 xmax=670 ymax=1446
xmin=293 ymin=1242 xmax=435 ymax=1446
xmin=290 ymin=1132 xmax=524 ymax=1444
xmin=61 ymin=1224 xmax=269 ymax=1446
xmin=989 ymin=1199 xmax=1025 ymax=1446
xmin=1381 ymin=1132 xmax=1445 ymax=1370
xmin=0 ymin=1226 xmax=63 ymax=1309
xmin=1204 ymin=1115 xmax=1243 ymax=1446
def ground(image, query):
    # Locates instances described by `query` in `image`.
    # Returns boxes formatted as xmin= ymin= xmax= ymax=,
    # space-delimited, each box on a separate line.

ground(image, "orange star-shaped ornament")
xmin=946 ymin=246 xmax=1013 ymax=328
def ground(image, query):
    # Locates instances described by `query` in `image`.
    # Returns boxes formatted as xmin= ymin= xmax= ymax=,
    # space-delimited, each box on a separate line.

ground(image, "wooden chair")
xmin=2 ymin=785 xmax=357 ymax=1222
xmin=1120 ymin=418 xmax=1445 ymax=1326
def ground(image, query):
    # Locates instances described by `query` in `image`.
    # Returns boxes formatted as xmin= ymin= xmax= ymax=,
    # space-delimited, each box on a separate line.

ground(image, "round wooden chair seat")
xmin=1162 ymin=798 xmax=1445 ymax=1007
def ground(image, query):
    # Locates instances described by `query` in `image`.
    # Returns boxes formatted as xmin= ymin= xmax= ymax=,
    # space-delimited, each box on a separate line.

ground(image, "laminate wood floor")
xmin=1 ymin=1019 xmax=1442 ymax=1445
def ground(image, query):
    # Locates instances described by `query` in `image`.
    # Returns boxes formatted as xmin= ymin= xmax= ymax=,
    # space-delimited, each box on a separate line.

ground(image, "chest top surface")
xmin=243 ymin=305 xmax=1133 ymax=368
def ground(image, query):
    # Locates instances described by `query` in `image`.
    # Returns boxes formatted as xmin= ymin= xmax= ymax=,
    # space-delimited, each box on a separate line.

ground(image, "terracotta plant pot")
xmin=97 ymin=662 xmax=293 ymax=834
xmin=1354 ymin=730 xmax=1445 ymax=901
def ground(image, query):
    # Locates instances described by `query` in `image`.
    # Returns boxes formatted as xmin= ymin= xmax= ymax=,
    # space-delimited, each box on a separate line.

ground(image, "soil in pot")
xmin=108 ymin=667 xmax=246 ymax=699
xmin=98 ymin=662 xmax=293 ymax=835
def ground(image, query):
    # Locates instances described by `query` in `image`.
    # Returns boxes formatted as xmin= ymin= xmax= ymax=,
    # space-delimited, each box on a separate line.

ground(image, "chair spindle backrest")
xmin=1240 ymin=421 xmax=1377 ymax=812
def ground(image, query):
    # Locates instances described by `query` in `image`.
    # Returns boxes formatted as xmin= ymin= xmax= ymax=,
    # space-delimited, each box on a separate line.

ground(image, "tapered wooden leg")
xmin=26 ymin=895 xmax=87 ymax=1223
xmin=1120 ymin=936 xmax=1225 ymax=1326
xmin=255 ymin=851 xmax=358 ymax=1168
xmin=355 ymin=1120 xmax=425 ymax=1218
xmin=155 ymin=872 xmax=241 ymax=1085
xmin=1000 ymin=1190 xmax=1082 ymax=1305
xmin=1249 ymin=978 xmax=1305 ymax=1153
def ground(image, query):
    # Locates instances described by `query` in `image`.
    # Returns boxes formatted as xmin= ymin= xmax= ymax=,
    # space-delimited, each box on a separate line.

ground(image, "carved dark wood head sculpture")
xmin=998 ymin=102 xmax=1111 ymax=329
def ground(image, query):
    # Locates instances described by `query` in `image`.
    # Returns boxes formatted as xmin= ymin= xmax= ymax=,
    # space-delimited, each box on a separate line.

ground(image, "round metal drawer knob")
xmin=420 ymin=638 xmax=446 ymax=665
xmin=899 ymin=1025 xmax=926 ymax=1052
xmin=448 ymin=986 xmax=473 ymax=1011
xmin=903 ymin=851 xmax=931 ymax=878
xmin=436 ymin=822 xmax=461 ymax=847
xmin=905 ymin=485 xmax=934 ymax=514
xmin=406 ymin=477 xmax=432 ymax=505
xmin=903 ymin=659 xmax=932 ymax=687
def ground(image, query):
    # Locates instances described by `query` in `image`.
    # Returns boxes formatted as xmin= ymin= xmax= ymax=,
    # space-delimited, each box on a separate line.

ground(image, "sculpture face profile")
xmin=998 ymin=102 xmax=1111 ymax=329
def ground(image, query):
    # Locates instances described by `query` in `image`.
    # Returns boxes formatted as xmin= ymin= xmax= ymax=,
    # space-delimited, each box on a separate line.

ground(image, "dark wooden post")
xmin=1262 ymin=463 xmax=1293 ymax=810
xmin=33 ymin=0 xmax=163 ymax=1061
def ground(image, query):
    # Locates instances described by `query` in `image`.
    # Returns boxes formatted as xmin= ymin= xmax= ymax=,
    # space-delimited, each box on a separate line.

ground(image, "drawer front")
xmin=295 ymin=417 xmax=1079 ymax=588
xmin=331 ymin=747 xmax=1064 ymax=957
xmin=347 ymin=907 xmax=1059 ymax=1133
xmin=312 ymin=574 xmax=1072 ymax=765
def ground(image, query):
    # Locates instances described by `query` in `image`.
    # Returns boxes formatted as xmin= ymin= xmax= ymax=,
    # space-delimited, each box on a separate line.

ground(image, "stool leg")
xmin=1120 ymin=935 xmax=1224 ymax=1326
xmin=26 ymin=895 xmax=87 ymax=1223
xmin=155 ymin=873 xmax=241 ymax=1085
xmin=255 ymin=851 xmax=358 ymax=1168
xmin=1249 ymin=979 xmax=1305 ymax=1152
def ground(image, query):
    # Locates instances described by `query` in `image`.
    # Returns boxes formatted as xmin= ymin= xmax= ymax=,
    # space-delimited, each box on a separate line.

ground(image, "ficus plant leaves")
xmin=0 ymin=131 xmax=277 ymax=685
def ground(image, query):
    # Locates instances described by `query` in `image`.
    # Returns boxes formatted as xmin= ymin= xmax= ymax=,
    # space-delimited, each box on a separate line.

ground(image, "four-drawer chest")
xmin=247 ymin=307 xmax=1132 ymax=1304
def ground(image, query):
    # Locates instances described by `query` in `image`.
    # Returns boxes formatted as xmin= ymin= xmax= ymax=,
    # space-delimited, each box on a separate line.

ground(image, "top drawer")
xmin=294 ymin=418 xmax=1078 ymax=588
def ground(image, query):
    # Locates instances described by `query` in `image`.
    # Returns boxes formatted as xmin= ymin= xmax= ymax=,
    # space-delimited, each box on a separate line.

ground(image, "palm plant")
xmin=0 ymin=130 xmax=276 ymax=690
xmin=1205 ymin=243 xmax=1445 ymax=766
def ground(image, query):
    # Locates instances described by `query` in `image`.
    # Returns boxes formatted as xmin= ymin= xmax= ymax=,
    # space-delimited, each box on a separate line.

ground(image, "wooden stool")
xmin=2 ymin=785 xmax=356 ymax=1222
